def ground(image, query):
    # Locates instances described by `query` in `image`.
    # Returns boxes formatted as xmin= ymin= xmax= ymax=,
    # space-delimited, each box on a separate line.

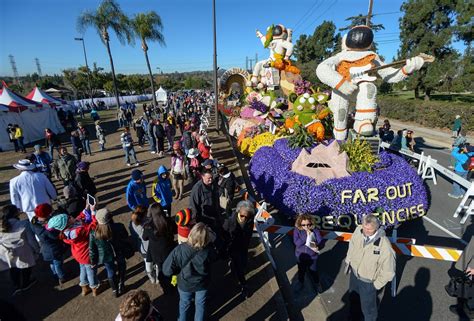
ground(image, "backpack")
xmin=462 ymin=155 xmax=474 ymax=171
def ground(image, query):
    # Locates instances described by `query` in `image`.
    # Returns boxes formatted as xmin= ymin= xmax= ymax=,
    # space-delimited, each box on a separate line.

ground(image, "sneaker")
xmin=127 ymin=163 xmax=131 ymax=167
xmin=135 ymin=163 xmax=140 ymax=167
xmin=151 ymin=151 xmax=156 ymax=154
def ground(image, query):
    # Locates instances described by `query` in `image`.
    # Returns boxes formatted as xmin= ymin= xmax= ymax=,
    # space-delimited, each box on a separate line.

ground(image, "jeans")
xmin=103 ymin=261 xmax=116 ymax=279
xmin=157 ymin=137 xmax=165 ymax=152
xmin=124 ymin=146 xmax=138 ymax=164
xmin=104 ymin=260 xmax=127 ymax=285
xmin=149 ymin=135 xmax=156 ymax=151
xmin=50 ymin=259 xmax=65 ymax=280
xmin=79 ymin=264 xmax=98 ymax=288
xmin=349 ymin=271 xmax=378 ymax=321
xmin=10 ymin=267 xmax=32 ymax=289
xmin=49 ymin=145 xmax=54 ymax=159
xmin=12 ymin=139 xmax=19 ymax=152
xmin=81 ymin=139 xmax=91 ymax=155
xmin=118 ymin=118 xmax=124 ymax=128
xmin=178 ymin=288 xmax=208 ymax=321
xmin=452 ymin=171 xmax=468 ymax=197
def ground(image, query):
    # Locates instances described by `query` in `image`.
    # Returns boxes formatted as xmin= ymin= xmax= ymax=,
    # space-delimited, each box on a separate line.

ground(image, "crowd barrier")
xmin=69 ymin=94 xmax=153 ymax=108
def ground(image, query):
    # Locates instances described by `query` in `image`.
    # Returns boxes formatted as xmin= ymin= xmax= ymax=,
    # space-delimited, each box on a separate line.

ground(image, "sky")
xmin=0 ymin=0 xmax=464 ymax=77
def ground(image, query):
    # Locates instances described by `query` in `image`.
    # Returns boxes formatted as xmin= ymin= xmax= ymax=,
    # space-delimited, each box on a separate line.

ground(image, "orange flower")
xmin=307 ymin=122 xmax=325 ymax=141
xmin=285 ymin=118 xmax=296 ymax=129
xmin=318 ymin=108 xmax=330 ymax=120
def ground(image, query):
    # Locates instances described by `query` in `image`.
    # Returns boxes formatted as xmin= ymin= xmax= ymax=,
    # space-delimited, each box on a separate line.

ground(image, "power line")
xmin=293 ymin=0 xmax=320 ymax=31
xmin=373 ymin=11 xmax=402 ymax=16
xmin=299 ymin=0 xmax=339 ymax=34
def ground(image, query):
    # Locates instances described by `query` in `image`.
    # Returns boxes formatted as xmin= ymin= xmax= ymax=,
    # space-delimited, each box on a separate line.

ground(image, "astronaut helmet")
xmin=345 ymin=25 xmax=374 ymax=50
xmin=272 ymin=24 xmax=288 ymax=40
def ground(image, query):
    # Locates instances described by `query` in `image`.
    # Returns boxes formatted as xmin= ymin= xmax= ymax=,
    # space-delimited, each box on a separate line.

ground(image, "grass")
xmin=382 ymin=91 xmax=474 ymax=104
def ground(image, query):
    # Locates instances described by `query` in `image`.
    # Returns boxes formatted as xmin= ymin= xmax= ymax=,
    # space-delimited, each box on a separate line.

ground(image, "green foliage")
xmin=183 ymin=76 xmax=210 ymax=89
xmin=294 ymin=21 xmax=340 ymax=64
xmin=340 ymin=138 xmax=379 ymax=173
xmin=378 ymin=95 xmax=474 ymax=131
xmin=339 ymin=14 xmax=385 ymax=32
xmin=131 ymin=12 xmax=165 ymax=46
xmin=288 ymin=125 xmax=315 ymax=148
xmin=454 ymin=0 xmax=474 ymax=46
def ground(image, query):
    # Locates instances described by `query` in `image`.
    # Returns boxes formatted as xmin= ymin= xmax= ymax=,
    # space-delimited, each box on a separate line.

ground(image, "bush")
xmin=378 ymin=96 xmax=474 ymax=132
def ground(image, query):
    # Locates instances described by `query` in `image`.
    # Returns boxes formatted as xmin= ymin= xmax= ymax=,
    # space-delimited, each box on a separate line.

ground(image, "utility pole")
xmin=35 ymin=58 xmax=43 ymax=78
xmin=9 ymin=54 xmax=21 ymax=85
xmin=212 ymin=0 xmax=219 ymax=130
xmin=246 ymin=56 xmax=249 ymax=71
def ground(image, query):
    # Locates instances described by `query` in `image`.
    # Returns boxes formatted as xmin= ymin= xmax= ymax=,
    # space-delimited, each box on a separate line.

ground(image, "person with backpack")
xmin=142 ymin=204 xmax=175 ymax=293
xmin=187 ymin=148 xmax=201 ymax=183
xmin=449 ymin=144 xmax=474 ymax=199
xmin=89 ymin=208 xmax=130 ymax=297
xmin=163 ymin=223 xmax=216 ymax=321
xmin=152 ymin=166 xmax=173 ymax=216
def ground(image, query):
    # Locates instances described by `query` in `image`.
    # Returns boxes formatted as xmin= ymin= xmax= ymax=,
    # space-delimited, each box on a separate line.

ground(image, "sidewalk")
xmin=377 ymin=118 xmax=474 ymax=149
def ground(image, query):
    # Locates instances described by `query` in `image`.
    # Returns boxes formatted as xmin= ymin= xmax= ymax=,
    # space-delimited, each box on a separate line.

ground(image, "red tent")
xmin=26 ymin=86 xmax=67 ymax=107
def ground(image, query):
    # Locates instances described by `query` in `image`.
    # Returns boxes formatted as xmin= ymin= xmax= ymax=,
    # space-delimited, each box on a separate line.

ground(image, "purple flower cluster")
xmin=250 ymin=100 xmax=268 ymax=113
xmin=294 ymin=79 xmax=313 ymax=96
xmin=249 ymin=139 xmax=429 ymax=227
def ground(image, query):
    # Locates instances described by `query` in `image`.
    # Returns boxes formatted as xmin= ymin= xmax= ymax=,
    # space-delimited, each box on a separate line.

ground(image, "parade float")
xmin=219 ymin=15 xmax=432 ymax=229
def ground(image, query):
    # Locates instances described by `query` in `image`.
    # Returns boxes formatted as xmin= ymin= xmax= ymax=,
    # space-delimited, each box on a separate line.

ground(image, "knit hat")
xmin=175 ymin=208 xmax=191 ymax=227
xmin=95 ymin=208 xmax=111 ymax=225
xmin=34 ymin=203 xmax=53 ymax=219
xmin=47 ymin=214 xmax=69 ymax=231
xmin=131 ymin=169 xmax=143 ymax=180
xmin=77 ymin=161 xmax=90 ymax=171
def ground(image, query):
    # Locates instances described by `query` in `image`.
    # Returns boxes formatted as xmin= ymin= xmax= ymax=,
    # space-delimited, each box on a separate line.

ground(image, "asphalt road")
xmin=271 ymin=139 xmax=473 ymax=321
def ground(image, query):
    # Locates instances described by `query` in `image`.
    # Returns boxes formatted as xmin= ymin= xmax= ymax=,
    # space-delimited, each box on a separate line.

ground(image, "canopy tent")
xmin=0 ymin=84 xmax=64 ymax=151
xmin=26 ymin=86 xmax=75 ymax=112
xmin=155 ymin=87 xmax=168 ymax=103
xmin=0 ymin=104 xmax=10 ymax=112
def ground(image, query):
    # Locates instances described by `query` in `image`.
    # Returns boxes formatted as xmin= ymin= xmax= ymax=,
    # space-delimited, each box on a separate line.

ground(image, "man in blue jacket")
xmin=126 ymin=169 xmax=149 ymax=210
xmin=449 ymin=144 xmax=473 ymax=199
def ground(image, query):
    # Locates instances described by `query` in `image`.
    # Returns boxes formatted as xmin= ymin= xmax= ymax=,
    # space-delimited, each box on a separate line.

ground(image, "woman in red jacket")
xmin=47 ymin=205 xmax=99 ymax=296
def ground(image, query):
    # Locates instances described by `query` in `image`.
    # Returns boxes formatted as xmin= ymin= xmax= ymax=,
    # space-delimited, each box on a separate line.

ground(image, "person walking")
xmin=78 ymin=123 xmax=92 ymax=156
xmin=147 ymin=119 xmax=157 ymax=154
xmin=89 ymin=208 xmax=129 ymax=297
xmin=197 ymin=136 xmax=211 ymax=161
xmin=120 ymin=127 xmax=140 ymax=167
xmin=189 ymin=169 xmax=221 ymax=228
xmin=47 ymin=205 xmax=100 ymax=296
xmin=223 ymin=200 xmax=255 ymax=298
xmin=449 ymin=144 xmax=474 ymax=199
xmin=171 ymin=143 xmax=187 ymax=200
xmin=218 ymin=165 xmax=236 ymax=217
xmin=55 ymin=147 xmax=78 ymax=185
xmin=44 ymin=128 xmax=61 ymax=159
xmin=165 ymin=118 xmax=176 ymax=152
xmin=293 ymin=213 xmax=323 ymax=291
xmin=142 ymin=204 xmax=175 ymax=293
xmin=344 ymin=214 xmax=395 ymax=321
xmin=126 ymin=170 xmax=149 ymax=211
xmin=154 ymin=119 xmax=166 ymax=157
xmin=74 ymin=161 xmax=97 ymax=198
xmin=0 ymin=205 xmax=40 ymax=295
xmin=30 ymin=203 xmax=66 ymax=285
xmin=452 ymin=115 xmax=462 ymax=138
xmin=10 ymin=159 xmax=57 ymax=221
xmin=95 ymin=120 xmax=106 ymax=151
xmin=14 ymin=124 xmax=26 ymax=153
xmin=152 ymin=166 xmax=173 ymax=216
xmin=70 ymin=130 xmax=83 ymax=162
xmin=163 ymin=223 xmax=216 ymax=321
xmin=134 ymin=118 xmax=146 ymax=148
xmin=175 ymin=208 xmax=194 ymax=244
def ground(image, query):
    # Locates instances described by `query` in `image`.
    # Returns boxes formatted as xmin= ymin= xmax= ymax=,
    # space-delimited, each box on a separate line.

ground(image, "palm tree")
xmin=77 ymin=0 xmax=133 ymax=110
xmin=131 ymin=12 xmax=166 ymax=108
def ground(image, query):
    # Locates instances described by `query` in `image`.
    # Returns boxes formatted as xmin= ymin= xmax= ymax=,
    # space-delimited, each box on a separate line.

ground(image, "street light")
xmin=212 ymin=0 xmax=219 ymax=130
xmin=74 ymin=37 xmax=93 ymax=102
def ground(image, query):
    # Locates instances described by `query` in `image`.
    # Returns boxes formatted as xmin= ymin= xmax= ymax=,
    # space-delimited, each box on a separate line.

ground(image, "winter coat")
xmin=56 ymin=153 xmax=77 ymax=182
xmin=223 ymin=213 xmax=253 ymax=257
xmin=345 ymin=226 xmax=395 ymax=290
xmin=57 ymin=197 xmax=85 ymax=218
xmin=182 ymin=131 xmax=196 ymax=150
xmin=153 ymin=123 xmax=165 ymax=139
xmin=10 ymin=171 xmax=57 ymax=215
xmin=152 ymin=166 xmax=173 ymax=208
xmin=70 ymin=135 xmax=82 ymax=154
xmin=74 ymin=171 xmax=97 ymax=197
xmin=120 ymin=132 xmax=134 ymax=148
xmin=89 ymin=222 xmax=129 ymax=265
xmin=95 ymin=125 xmax=105 ymax=142
xmin=293 ymin=227 xmax=323 ymax=261
xmin=62 ymin=210 xmax=97 ymax=264
xmin=189 ymin=180 xmax=221 ymax=225
xmin=198 ymin=142 xmax=211 ymax=160
xmin=453 ymin=118 xmax=462 ymax=131
xmin=30 ymin=217 xmax=64 ymax=262
xmin=0 ymin=219 xmax=40 ymax=271
xmin=455 ymin=236 xmax=473 ymax=271
xmin=45 ymin=132 xmax=60 ymax=148
xmin=163 ymin=242 xmax=216 ymax=292
xmin=78 ymin=128 xmax=90 ymax=141
xmin=33 ymin=152 xmax=52 ymax=175
xmin=218 ymin=173 xmax=236 ymax=203
xmin=14 ymin=127 xmax=24 ymax=139
xmin=142 ymin=225 xmax=174 ymax=265
xmin=126 ymin=179 xmax=149 ymax=210
xmin=451 ymin=147 xmax=472 ymax=173
xmin=129 ymin=221 xmax=149 ymax=257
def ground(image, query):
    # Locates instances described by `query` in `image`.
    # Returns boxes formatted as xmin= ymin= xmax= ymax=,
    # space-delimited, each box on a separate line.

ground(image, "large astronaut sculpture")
xmin=250 ymin=24 xmax=300 ymax=89
xmin=316 ymin=25 xmax=425 ymax=140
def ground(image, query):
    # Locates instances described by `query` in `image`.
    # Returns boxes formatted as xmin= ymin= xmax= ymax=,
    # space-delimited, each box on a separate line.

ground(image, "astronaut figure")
xmin=250 ymin=24 xmax=299 ymax=88
xmin=316 ymin=25 xmax=425 ymax=140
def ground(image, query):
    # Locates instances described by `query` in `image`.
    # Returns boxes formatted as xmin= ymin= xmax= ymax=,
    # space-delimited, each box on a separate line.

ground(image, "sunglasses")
xmin=239 ymin=214 xmax=249 ymax=219
xmin=301 ymin=224 xmax=313 ymax=227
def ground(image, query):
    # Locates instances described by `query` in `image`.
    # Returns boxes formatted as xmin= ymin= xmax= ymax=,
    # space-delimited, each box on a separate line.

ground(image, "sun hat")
xmin=13 ymin=159 xmax=36 ymax=171
xmin=47 ymin=214 xmax=69 ymax=231
xmin=34 ymin=203 xmax=53 ymax=219
xmin=95 ymin=208 xmax=112 ymax=225
xmin=131 ymin=169 xmax=143 ymax=180
xmin=187 ymin=148 xmax=199 ymax=159
xmin=175 ymin=208 xmax=191 ymax=226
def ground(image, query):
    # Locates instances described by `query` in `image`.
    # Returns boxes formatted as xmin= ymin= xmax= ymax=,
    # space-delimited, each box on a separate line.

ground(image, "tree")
xmin=309 ymin=21 xmax=341 ymax=64
xmin=77 ymin=0 xmax=133 ymax=108
xmin=454 ymin=0 xmax=473 ymax=47
xmin=294 ymin=34 xmax=313 ymax=63
xmin=339 ymin=14 xmax=385 ymax=32
xmin=399 ymin=0 xmax=458 ymax=100
xmin=131 ymin=11 xmax=165 ymax=108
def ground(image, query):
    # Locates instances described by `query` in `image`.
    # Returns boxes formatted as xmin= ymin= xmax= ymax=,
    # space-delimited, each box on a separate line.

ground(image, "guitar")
xmin=349 ymin=53 xmax=435 ymax=84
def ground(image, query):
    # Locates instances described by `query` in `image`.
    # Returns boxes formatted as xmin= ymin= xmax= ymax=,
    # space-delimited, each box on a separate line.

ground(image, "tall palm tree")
xmin=77 ymin=0 xmax=133 ymax=110
xmin=131 ymin=12 xmax=166 ymax=108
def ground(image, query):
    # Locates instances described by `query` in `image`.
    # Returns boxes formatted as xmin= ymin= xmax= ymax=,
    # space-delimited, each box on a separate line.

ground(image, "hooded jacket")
xmin=0 ymin=219 xmax=40 ymax=271
xmin=30 ymin=217 xmax=65 ymax=262
xmin=126 ymin=179 xmax=149 ymax=210
xmin=152 ymin=166 xmax=173 ymax=208
xmin=61 ymin=210 xmax=97 ymax=264
xmin=74 ymin=171 xmax=97 ymax=197
xmin=56 ymin=153 xmax=77 ymax=182
xmin=345 ymin=226 xmax=395 ymax=290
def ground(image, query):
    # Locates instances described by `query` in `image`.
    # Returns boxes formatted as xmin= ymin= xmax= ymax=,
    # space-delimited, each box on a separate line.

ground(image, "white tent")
xmin=155 ymin=87 xmax=167 ymax=103
xmin=0 ymin=86 xmax=64 ymax=151
xmin=26 ymin=86 xmax=75 ymax=112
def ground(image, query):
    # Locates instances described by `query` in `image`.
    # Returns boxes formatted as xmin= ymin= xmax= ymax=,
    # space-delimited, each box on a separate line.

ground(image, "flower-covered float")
xmin=219 ymin=20 xmax=430 ymax=229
